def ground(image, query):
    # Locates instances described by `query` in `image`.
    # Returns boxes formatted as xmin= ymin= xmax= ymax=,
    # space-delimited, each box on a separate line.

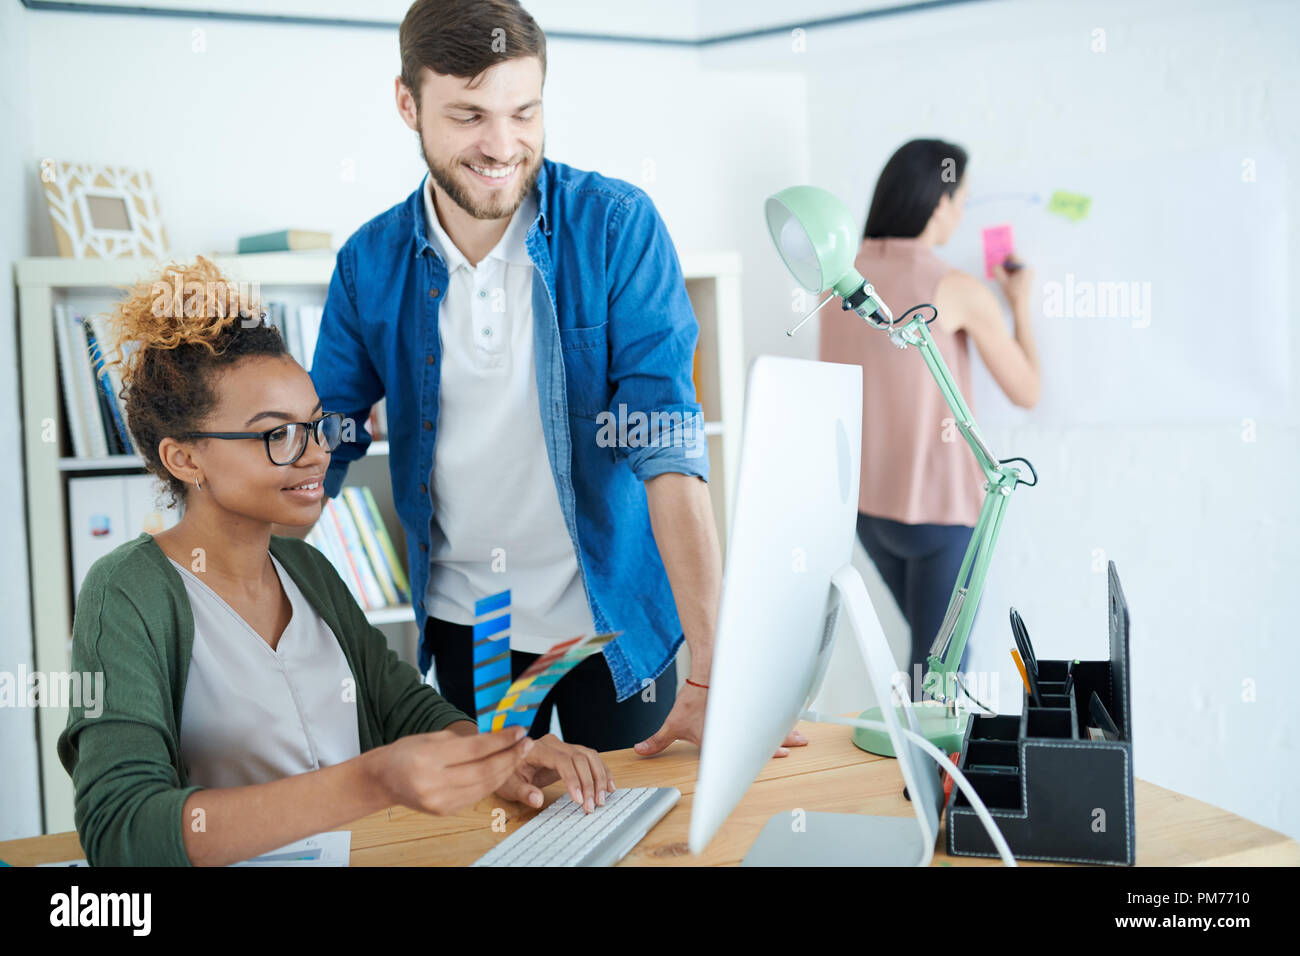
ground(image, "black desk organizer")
xmin=944 ymin=561 xmax=1134 ymax=865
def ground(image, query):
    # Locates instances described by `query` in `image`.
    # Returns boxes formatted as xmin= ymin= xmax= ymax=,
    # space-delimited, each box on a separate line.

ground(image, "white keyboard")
xmin=472 ymin=786 xmax=681 ymax=867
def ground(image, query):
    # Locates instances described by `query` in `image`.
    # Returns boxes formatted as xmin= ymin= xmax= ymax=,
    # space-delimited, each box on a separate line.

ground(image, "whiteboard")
xmin=940 ymin=148 xmax=1289 ymax=425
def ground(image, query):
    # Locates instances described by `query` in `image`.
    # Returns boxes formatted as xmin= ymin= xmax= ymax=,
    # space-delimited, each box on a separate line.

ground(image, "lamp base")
xmin=852 ymin=702 xmax=969 ymax=756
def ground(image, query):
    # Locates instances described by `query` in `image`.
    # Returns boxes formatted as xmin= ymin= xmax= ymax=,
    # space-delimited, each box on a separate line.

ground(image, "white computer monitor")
xmin=687 ymin=355 xmax=943 ymax=865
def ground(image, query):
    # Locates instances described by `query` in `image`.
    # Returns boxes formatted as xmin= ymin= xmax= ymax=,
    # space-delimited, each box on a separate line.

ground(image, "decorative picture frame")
xmin=40 ymin=160 xmax=169 ymax=259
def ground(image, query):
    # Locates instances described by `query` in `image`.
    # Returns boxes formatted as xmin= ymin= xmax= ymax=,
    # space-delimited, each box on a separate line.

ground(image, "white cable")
xmin=803 ymin=710 xmax=1017 ymax=867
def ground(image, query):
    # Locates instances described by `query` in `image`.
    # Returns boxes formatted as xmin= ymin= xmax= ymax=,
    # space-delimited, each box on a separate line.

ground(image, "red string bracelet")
xmin=685 ymin=678 xmax=710 ymax=689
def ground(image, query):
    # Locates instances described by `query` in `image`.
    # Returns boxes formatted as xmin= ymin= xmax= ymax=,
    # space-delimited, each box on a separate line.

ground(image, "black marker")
xmin=1009 ymin=607 xmax=1038 ymax=678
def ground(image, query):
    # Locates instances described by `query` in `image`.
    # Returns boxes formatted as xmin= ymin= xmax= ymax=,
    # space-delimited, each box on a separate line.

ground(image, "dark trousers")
xmin=424 ymin=616 xmax=676 ymax=752
xmin=855 ymin=513 xmax=979 ymax=682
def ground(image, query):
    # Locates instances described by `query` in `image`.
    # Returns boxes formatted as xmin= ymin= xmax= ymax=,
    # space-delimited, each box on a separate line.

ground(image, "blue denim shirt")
xmin=310 ymin=158 xmax=709 ymax=701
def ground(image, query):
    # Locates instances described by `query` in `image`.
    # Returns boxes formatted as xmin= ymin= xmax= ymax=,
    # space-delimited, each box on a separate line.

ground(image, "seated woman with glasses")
xmin=57 ymin=256 xmax=613 ymax=866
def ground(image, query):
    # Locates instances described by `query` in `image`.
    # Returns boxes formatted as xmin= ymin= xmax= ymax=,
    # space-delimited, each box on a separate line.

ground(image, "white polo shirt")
xmin=422 ymin=176 xmax=596 ymax=654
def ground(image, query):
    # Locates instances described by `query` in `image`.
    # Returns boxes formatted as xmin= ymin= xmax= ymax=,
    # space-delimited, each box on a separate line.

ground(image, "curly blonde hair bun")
xmin=102 ymin=256 xmax=290 ymax=507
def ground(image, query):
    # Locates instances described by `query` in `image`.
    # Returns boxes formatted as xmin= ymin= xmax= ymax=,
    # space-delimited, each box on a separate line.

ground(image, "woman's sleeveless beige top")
xmin=818 ymin=237 xmax=986 ymax=527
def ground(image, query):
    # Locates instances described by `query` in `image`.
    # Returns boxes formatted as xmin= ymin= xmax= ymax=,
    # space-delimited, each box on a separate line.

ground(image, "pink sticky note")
xmin=981 ymin=224 xmax=1015 ymax=279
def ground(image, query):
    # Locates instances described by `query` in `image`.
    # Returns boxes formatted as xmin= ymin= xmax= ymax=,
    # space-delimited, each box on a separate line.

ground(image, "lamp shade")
xmin=764 ymin=186 xmax=862 ymax=296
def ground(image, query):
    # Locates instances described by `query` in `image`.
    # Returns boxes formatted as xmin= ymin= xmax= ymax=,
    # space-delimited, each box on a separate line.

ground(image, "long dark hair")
xmin=863 ymin=139 xmax=968 ymax=239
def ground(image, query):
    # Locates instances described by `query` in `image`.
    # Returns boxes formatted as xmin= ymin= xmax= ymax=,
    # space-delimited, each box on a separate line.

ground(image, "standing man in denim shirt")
xmin=304 ymin=0 xmax=808 ymax=766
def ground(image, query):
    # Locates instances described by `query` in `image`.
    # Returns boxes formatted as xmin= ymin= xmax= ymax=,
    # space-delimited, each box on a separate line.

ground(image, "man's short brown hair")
xmin=400 ymin=0 xmax=547 ymax=110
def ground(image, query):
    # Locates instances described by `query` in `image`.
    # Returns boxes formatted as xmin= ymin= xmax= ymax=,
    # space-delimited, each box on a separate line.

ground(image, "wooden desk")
xmin=3 ymin=719 xmax=1296 ymax=866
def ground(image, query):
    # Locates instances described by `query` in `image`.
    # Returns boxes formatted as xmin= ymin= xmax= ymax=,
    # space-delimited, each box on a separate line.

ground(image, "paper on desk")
xmin=33 ymin=834 xmax=350 ymax=867
xmin=230 ymin=830 xmax=351 ymax=866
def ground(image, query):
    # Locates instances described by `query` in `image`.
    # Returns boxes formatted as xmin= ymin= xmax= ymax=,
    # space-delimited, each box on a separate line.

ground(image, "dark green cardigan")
xmin=57 ymin=531 xmax=470 ymax=866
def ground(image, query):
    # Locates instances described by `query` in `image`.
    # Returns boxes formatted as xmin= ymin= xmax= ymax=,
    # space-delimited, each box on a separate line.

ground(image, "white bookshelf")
xmin=16 ymin=249 xmax=743 ymax=834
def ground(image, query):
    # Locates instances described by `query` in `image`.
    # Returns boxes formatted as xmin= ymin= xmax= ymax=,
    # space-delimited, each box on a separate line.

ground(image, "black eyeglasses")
xmin=180 ymin=411 xmax=347 ymax=465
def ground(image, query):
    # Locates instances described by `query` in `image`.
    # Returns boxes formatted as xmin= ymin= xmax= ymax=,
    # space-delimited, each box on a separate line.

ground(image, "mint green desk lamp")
xmin=764 ymin=185 xmax=1037 ymax=757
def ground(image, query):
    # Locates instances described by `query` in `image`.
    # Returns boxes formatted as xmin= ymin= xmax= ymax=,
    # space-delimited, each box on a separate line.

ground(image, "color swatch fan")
xmin=470 ymin=589 xmax=619 ymax=732
xmin=471 ymin=590 xmax=513 ymax=717
xmin=479 ymin=631 xmax=619 ymax=732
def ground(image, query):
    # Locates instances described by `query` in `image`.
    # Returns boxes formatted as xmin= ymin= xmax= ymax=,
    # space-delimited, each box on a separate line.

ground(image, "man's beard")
xmin=420 ymin=129 xmax=543 ymax=221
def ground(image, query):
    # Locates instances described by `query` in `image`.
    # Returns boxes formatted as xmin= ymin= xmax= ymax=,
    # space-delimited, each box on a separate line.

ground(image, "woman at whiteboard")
xmin=819 ymin=138 xmax=1040 ymax=691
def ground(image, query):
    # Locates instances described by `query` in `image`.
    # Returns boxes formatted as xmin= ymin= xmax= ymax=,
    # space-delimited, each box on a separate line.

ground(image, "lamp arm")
xmin=895 ymin=317 xmax=1001 ymax=479
xmin=922 ymin=476 xmax=1016 ymax=703
xmin=886 ymin=314 xmax=1025 ymax=705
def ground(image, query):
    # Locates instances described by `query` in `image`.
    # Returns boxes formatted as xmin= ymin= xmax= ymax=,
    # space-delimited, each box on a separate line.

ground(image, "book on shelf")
xmin=83 ymin=320 xmax=130 ymax=455
xmin=358 ymin=485 xmax=408 ymax=595
xmin=89 ymin=312 xmax=137 ymax=454
xmin=237 ymin=229 xmax=332 ymax=254
xmin=298 ymin=305 xmax=323 ymax=369
xmin=51 ymin=299 xmax=381 ymax=462
xmin=691 ymin=341 xmax=701 ymax=408
xmin=258 ymin=300 xmax=323 ymax=372
xmin=305 ymin=487 xmax=410 ymax=613
xmin=264 ymin=301 xmax=285 ymax=344
xmin=344 ymin=488 xmax=399 ymax=606
xmin=54 ymin=304 xmax=136 ymax=459
xmin=65 ymin=308 xmax=106 ymax=457
xmin=330 ymin=497 xmax=385 ymax=609
xmin=54 ymin=303 xmax=92 ymax=459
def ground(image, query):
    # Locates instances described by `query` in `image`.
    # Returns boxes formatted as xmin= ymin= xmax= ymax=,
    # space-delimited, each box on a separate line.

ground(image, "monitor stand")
xmin=742 ymin=564 xmax=942 ymax=866
xmin=742 ymin=812 xmax=931 ymax=866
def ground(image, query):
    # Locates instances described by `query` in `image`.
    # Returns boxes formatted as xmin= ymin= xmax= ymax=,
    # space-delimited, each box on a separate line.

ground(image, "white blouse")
xmin=169 ymin=552 xmax=361 ymax=789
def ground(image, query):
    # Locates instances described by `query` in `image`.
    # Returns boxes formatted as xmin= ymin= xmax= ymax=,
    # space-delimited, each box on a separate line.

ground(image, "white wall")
xmin=0 ymin=0 xmax=42 ymax=842
xmin=710 ymin=0 xmax=1300 ymax=840
xmin=16 ymin=6 xmax=803 ymax=300
xmin=35 ymin=0 xmax=703 ymax=38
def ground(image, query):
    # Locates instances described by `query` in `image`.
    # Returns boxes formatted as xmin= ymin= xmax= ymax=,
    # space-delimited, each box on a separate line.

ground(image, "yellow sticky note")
xmin=1047 ymin=190 xmax=1091 ymax=222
